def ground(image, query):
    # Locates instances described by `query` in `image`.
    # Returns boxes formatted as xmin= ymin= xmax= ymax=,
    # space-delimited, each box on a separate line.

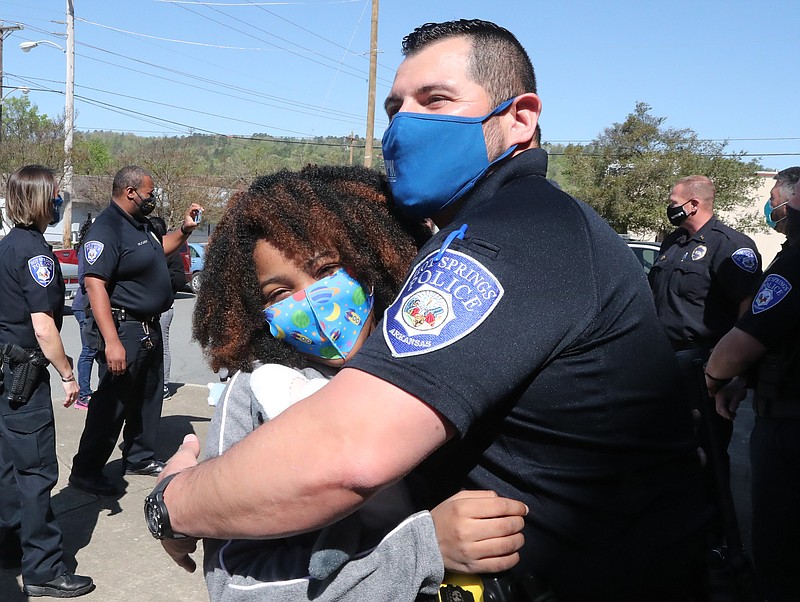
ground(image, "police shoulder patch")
xmin=27 ymin=255 xmax=55 ymax=288
xmin=383 ymin=249 xmax=503 ymax=357
xmin=84 ymin=241 xmax=104 ymax=265
xmin=731 ymin=247 xmax=758 ymax=273
xmin=752 ymin=274 xmax=792 ymax=314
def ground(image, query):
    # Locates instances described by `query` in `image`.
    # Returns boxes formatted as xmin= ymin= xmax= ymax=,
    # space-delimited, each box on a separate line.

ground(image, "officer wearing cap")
xmin=0 ymin=165 xmax=94 ymax=597
xmin=648 ymin=175 xmax=761 ymax=547
xmin=707 ymin=176 xmax=800 ymax=601
xmin=69 ymin=166 xmax=202 ymax=496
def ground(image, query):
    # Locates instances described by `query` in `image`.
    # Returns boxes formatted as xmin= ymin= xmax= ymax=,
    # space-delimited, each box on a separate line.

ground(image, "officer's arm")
xmin=84 ymin=275 xmax=120 ymax=348
xmin=737 ymin=296 xmax=753 ymax=317
xmin=165 ymin=367 xmax=455 ymax=539
xmin=162 ymin=203 xmax=204 ymax=256
xmin=706 ymin=327 xmax=767 ymax=382
xmin=30 ymin=311 xmax=73 ymax=379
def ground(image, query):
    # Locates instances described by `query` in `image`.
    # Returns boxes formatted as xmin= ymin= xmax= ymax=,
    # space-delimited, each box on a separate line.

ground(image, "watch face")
xmin=144 ymin=497 xmax=162 ymax=538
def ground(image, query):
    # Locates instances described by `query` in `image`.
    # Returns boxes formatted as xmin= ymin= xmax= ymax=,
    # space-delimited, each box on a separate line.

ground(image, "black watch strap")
xmin=144 ymin=473 xmax=186 ymax=540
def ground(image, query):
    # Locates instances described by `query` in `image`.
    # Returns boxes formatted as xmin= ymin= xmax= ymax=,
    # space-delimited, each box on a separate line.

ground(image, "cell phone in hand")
xmin=193 ymin=209 xmax=203 ymax=224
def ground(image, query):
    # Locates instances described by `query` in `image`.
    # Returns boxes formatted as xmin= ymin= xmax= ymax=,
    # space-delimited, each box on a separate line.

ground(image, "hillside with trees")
xmin=1 ymin=97 xmax=763 ymax=234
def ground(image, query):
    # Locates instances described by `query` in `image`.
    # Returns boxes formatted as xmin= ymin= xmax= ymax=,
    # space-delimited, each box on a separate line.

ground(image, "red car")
xmin=53 ymin=249 xmax=79 ymax=298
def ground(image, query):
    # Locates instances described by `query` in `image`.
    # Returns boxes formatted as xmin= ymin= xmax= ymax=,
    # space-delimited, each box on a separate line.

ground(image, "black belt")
xmin=671 ymin=340 xmax=712 ymax=353
xmin=87 ymin=306 xmax=158 ymax=324
xmin=755 ymin=397 xmax=800 ymax=419
xmin=111 ymin=307 xmax=159 ymax=324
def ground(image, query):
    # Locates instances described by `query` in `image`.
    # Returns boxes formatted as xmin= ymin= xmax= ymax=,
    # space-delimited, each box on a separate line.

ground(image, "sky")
xmin=2 ymin=0 xmax=799 ymax=171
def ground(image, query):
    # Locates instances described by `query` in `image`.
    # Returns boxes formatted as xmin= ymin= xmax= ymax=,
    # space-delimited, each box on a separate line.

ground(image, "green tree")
xmin=0 ymin=96 xmax=64 ymax=186
xmin=560 ymin=102 xmax=762 ymax=238
xmin=73 ymin=137 xmax=114 ymax=175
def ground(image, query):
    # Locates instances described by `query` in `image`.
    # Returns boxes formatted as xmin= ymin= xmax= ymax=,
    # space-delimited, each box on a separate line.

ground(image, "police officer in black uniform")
xmin=0 ymin=165 xmax=94 ymax=597
xmin=707 ymin=177 xmax=800 ymax=602
xmin=68 ymin=166 xmax=202 ymax=496
xmin=648 ymin=175 xmax=762 ymax=549
xmin=154 ymin=20 xmax=711 ymax=601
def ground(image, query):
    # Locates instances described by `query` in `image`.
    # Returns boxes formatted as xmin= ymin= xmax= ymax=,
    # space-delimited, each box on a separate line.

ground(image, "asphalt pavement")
xmin=0 ymin=292 xmax=757 ymax=600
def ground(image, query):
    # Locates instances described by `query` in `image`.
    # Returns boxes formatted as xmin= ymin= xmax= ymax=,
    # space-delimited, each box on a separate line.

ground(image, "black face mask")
xmin=666 ymin=200 xmax=691 ymax=227
xmin=135 ymin=191 xmax=157 ymax=217
xmin=49 ymin=195 xmax=63 ymax=226
xmin=785 ymin=206 xmax=800 ymax=242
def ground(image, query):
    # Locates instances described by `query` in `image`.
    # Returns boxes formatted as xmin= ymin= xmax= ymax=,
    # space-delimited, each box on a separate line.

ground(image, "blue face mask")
xmin=382 ymin=99 xmax=517 ymax=219
xmin=50 ymin=195 xmax=63 ymax=226
xmin=764 ymin=198 xmax=788 ymax=230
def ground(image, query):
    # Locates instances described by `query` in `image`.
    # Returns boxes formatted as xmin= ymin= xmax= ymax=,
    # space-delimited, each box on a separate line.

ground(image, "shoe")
xmin=68 ymin=473 xmax=120 ymax=496
xmin=74 ymin=396 xmax=90 ymax=410
xmin=24 ymin=572 xmax=95 ymax=597
xmin=124 ymin=459 xmax=165 ymax=476
xmin=163 ymin=385 xmax=172 ymax=400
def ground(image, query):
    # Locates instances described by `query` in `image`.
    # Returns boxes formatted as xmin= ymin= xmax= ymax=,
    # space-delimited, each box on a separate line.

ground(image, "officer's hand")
xmin=714 ymin=377 xmax=747 ymax=420
xmin=105 ymin=339 xmax=127 ymax=376
xmin=180 ymin=203 xmax=205 ymax=236
xmin=162 ymin=536 xmax=199 ymax=573
xmin=61 ymin=378 xmax=80 ymax=408
xmin=158 ymin=434 xmax=202 ymax=571
xmin=431 ymin=490 xmax=527 ymax=574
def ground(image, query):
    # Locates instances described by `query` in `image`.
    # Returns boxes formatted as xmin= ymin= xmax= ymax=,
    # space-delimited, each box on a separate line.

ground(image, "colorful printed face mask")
xmin=263 ymin=269 xmax=373 ymax=360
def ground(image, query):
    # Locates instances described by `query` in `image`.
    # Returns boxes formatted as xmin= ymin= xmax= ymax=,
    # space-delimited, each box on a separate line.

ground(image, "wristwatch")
xmin=144 ymin=473 xmax=186 ymax=540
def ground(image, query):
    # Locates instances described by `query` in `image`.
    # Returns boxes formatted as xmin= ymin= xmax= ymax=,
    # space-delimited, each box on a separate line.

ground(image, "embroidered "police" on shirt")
xmin=28 ymin=255 xmax=55 ymax=287
xmin=752 ymin=274 xmax=792 ymax=314
xmin=383 ymin=250 xmax=503 ymax=357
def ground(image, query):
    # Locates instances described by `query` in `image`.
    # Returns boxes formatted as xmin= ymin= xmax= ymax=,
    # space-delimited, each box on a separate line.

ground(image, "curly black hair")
xmin=193 ymin=164 xmax=432 ymax=373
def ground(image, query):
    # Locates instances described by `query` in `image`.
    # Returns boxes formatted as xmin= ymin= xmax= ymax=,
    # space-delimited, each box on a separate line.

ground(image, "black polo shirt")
xmin=82 ymin=202 xmax=172 ymax=317
xmin=0 ymin=225 xmax=65 ymax=348
xmin=648 ymin=217 xmax=762 ymax=349
xmin=349 ymin=149 xmax=709 ymax=598
xmin=736 ymin=242 xmax=800 ymax=398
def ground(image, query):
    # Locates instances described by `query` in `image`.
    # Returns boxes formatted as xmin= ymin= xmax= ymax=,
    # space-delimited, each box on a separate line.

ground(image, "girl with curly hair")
xmin=191 ymin=165 xmax=527 ymax=601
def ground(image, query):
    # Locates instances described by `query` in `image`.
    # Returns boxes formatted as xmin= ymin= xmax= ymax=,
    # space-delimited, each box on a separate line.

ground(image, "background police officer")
xmin=0 ymin=165 xmax=94 ymax=597
xmin=764 ymin=167 xmax=800 ymax=234
xmin=69 ymin=166 xmax=202 ymax=496
xmin=707 ymin=177 xmax=800 ymax=601
xmin=649 ymin=175 xmax=762 ymax=550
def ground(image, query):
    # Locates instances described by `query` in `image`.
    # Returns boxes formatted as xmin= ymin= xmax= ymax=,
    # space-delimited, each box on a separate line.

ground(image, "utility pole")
xmin=0 ymin=22 xmax=24 ymax=142
xmin=347 ymin=131 xmax=356 ymax=165
xmin=62 ymin=0 xmax=75 ymax=248
xmin=363 ymin=0 xmax=378 ymax=168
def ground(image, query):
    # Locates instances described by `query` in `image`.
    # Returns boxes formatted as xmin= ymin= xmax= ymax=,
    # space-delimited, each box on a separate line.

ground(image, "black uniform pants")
xmin=674 ymin=348 xmax=736 ymax=544
xmin=72 ymin=319 xmax=164 ymax=476
xmin=0 ymin=369 xmax=67 ymax=585
xmin=750 ymin=416 xmax=800 ymax=601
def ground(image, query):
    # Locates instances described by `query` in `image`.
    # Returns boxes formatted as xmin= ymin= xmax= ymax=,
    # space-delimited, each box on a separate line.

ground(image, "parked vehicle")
xmin=177 ymin=243 xmax=191 ymax=289
xmin=626 ymin=240 xmax=662 ymax=275
xmin=53 ymin=249 xmax=80 ymax=299
xmin=187 ymin=242 xmax=207 ymax=294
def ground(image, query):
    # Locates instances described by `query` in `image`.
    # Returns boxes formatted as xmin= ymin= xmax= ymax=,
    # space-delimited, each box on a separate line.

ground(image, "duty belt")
xmin=754 ymin=397 xmax=800 ymax=419
xmin=88 ymin=306 xmax=158 ymax=324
